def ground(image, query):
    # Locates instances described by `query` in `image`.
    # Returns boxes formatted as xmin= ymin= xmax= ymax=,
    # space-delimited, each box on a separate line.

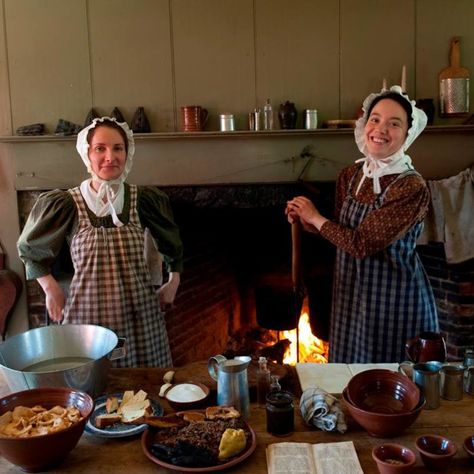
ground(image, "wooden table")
xmin=0 ymin=365 xmax=473 ymax=473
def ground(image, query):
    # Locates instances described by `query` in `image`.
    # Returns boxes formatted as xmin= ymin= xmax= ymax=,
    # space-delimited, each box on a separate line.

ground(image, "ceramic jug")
xmin=278 ymin=101 xmax=297 ymax=129
xmin=405 ymin=331 xmax=446 ymax=363
xmin=208 ymin=354 xmax=251 ymax=419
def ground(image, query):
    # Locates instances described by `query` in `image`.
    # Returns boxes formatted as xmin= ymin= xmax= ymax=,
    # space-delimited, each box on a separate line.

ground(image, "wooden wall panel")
xmin=416 ymin=0 xmax=474 ymax=125
xmin=88 ymin=0 xmax=174 ymax=131
xmin=255 ymin=0 xmax=340 ymax=126
xmin=0 ymin=0 xmax=11 ymax=135
xmin=171 ymin=0 xmax=255 ymax=131
xmin=340 ymin=0 xmax=415 ymax=119
xmin=4 ymin=0 xmax=91 ymax=132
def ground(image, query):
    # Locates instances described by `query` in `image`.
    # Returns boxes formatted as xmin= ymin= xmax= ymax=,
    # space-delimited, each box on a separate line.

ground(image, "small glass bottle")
xmin=269 ymin=375 xmax=281 ymax=393
xmin=257 ymin=356 xmax=271 ymax=406
xmin=263 ymin=99 xmax=273 ymax=130
xmin=266 ymin=390 xmax=294 ymax=436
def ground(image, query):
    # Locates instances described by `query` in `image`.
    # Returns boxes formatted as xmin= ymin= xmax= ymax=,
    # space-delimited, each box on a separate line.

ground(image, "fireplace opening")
xmin=166 ymin=183 xmax=336 ymax=365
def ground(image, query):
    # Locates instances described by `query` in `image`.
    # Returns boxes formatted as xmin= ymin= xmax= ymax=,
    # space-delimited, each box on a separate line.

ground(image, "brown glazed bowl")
xmin=342 ymin=388 xmax=425 ymax=438
xmin=346 ymin=369 xmax=420 ymax=414
xmin=415 ymin=434 xmax=457 ymax=470
xmin=0 ymin=387 xmax=94 ymax=472
xmin=464 ymin=435 xmax=474 ymax=461
xmin=164 ymin=382 xmax=210 ymax=411
xmin=372 ymin=443 xmax=416 ymax=474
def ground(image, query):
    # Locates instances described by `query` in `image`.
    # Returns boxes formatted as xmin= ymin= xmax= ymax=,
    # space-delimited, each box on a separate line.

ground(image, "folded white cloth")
xmin=418 ymin=167 xmax=474 ymax=263
xmin=299 ymin=387 xmax=347 ymax=433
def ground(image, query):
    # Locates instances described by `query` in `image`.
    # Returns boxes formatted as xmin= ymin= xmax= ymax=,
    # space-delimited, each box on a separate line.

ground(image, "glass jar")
xmin=266 ymin=390 xmax=294 ymax=436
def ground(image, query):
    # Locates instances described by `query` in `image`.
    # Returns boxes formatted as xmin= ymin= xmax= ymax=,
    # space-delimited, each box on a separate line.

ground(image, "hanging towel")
xmin=418 ymin=167 xmax=474 ymax=263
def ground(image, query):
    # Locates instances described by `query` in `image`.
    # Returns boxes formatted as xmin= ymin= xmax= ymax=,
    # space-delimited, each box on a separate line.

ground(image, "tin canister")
xmin=219 ymin=114 xmax=235 ymax=131
xmin=304 ymin=109 xmax=318 ymax=129
xmin=248 ymin=109 xmax=261 ymax=131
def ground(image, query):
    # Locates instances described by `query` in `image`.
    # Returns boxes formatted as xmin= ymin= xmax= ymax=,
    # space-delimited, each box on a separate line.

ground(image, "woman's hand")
xmin=157 ymin=272 xmax=180 ymax=311
xmin=37 ymin=274 xmax=65 ymax=322
xmin=286 ymin=196 xmax=328 ymax=232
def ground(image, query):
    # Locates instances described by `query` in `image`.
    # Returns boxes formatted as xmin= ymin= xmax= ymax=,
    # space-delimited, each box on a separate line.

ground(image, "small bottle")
xmin=269 ymin=375 xmax=281 ymax=393
xmin=257 ymin=356 xmax=271 ymax=406
xmin=263 ymin=99 xmax=273 ymax=130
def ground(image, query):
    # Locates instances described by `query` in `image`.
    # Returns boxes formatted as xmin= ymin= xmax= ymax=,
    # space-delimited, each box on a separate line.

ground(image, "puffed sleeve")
xmin=17 ymin=190 xmax=76 ymax=280
xmin=137 ymin=186 xmax=184 ymax=273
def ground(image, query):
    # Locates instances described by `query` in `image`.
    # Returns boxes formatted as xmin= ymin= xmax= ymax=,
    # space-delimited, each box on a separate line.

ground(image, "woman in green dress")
xmin=18 ymin=117 xmax=183 ymax=367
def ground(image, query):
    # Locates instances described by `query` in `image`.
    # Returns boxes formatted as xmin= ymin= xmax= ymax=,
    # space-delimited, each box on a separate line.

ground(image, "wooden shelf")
xmin=1 ymin=124 xmax=473 ymax=143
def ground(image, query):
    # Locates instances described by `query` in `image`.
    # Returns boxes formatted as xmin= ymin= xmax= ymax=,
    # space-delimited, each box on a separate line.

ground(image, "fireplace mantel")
xmin=2 ymin=125 xmax=473 ymax=190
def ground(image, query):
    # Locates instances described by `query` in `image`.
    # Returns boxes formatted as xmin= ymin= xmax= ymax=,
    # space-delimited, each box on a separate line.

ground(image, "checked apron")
xmin=63 ymin=185 xmax=172 ymax=368
xmin=329 ymin=170 xmax=438 ymax=363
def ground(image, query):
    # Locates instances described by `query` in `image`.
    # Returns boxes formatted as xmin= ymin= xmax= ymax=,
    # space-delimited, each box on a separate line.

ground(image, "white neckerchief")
xmin=80 ymin=179 xmax=124 ymax=226
xmin=354 ymin=150 xmax=414 ymax=195
xmin=75 ymin=117 xmax=135 ymax=227
xmin=353 ymin=85 xmax=427 ymax=194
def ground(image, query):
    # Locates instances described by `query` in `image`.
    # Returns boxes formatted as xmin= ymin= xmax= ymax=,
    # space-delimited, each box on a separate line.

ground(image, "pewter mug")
xmin=399 ymin=361 xmax=442 ymax=410
xmin=465 ymin=367 xmax=474 ymax=394
xmin=208 ymin=354 xmax=251 ymax=419
xmin=440 ymin=365 xmax=464 ymax=401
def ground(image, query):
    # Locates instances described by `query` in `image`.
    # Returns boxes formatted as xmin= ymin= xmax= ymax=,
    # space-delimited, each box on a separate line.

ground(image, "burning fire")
xmin=278 ymin=310 xmax=329 ymax=365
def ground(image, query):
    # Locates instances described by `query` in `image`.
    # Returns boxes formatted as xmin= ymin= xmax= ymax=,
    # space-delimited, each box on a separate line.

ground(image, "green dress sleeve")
xmin=17 ymin=190 xmax=76 ymax=280
xmin=137 ymin=186 xmax=184 ymax=273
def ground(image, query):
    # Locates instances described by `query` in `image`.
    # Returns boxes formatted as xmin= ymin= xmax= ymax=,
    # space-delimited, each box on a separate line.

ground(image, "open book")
xmin=266 ymin=441 xmax=364 ymax=474
xmin=296 ymin=363 xmax=399 ymax=394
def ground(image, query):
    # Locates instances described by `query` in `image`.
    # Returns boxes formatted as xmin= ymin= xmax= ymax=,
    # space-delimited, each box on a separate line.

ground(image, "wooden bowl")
xmin=0 ymin=387 xmax=94 ymax=472
xmin=342 ymin=389 xmax=425 ymax=438
xmin=346 ymin=369 xmax=420 ymax=414
xmin=164 ymin=382 xmax=210 ymax=411
xmin=415 ymin=434 xmax=457 ymax=470
xmin=372 ymin=443 xmax=416 ymax=474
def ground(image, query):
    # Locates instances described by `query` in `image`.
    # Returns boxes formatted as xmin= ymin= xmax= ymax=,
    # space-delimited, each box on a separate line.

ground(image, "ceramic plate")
xmin=141 ymin=410 xmax=257 ymax=472
xmin=85 ymin=393 xmax=163 ymax=438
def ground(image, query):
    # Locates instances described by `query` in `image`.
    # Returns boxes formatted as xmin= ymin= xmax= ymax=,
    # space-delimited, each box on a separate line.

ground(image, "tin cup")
xmin=465 ymin=366 xmax=474 ymax=394
xmin=440 ymin=365 xmax=464 ymax=401
xmin=400 ymin=361 xmax=442 ymax=410
xmin=463 ymin=349 xmax=474 ymax=368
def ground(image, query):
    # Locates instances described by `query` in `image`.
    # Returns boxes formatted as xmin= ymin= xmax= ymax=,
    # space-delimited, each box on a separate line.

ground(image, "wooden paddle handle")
xmin=291 ymin=221 xmax=302 ymax=288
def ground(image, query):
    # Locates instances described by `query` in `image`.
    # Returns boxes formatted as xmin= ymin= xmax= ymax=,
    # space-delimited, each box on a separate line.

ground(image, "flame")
xmin=279 ymin=311 xmax=329 ymax=365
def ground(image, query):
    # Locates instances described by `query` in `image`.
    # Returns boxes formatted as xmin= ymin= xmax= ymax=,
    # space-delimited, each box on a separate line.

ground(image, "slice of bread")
xmin=121 ymin=399 xmax=152 ymax=424
xmin=117 ymin=390 xmax=135 ymax=414
xmin=105 ymin=396 xmax=119 ymax=414
xmin=95 ymin=414 xmax=122 ymax=428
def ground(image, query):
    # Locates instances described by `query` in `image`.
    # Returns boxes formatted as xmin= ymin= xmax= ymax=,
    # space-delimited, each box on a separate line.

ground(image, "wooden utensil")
xmin=439 ymin=37 xmax=470 ymax=116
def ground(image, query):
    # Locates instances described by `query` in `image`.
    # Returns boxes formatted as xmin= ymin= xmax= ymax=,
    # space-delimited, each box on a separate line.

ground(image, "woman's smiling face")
xmin=88 ymin=125 xmax=127 ymax=181
xmin=364 ymin=98 xmax=409 ymax=159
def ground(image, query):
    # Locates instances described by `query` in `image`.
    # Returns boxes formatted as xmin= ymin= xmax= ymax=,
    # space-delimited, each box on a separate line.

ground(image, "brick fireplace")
xmin=17 ymin=182 xmax=473 ymax=365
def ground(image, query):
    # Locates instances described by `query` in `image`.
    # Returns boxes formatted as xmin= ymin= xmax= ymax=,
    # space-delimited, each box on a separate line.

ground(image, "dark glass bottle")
xmin=266 ymin=390 xmax=294 ymax=436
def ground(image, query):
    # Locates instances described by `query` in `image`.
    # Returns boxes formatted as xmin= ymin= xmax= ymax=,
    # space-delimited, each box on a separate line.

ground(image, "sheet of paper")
xmin=296 ymin=363 xmax=351 ymax=394
xmin=312 ymin=441 xmax=364 ymax=474
xmin=296 ymin=363 xmax=400 ymax=394
xmin=266 ymin=442 xmax=316 ymax=474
